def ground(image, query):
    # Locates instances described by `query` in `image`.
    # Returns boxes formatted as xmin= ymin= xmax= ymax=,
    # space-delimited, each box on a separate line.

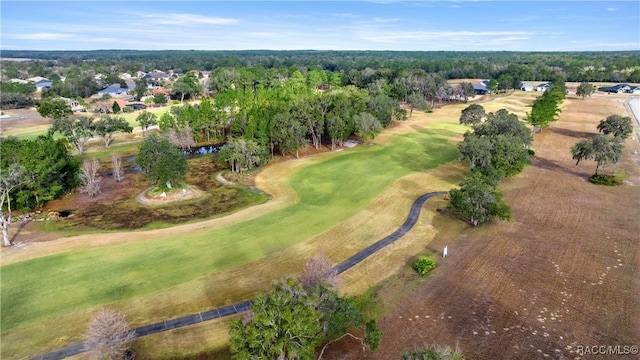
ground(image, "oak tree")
xmin=48 ymin=116 xmax=95 ymax=155
xmin=447 ymin=173 xmax=512 ymax=227
xmin=93 ymin=115 xmax=133 ymax=148
xmin=459 ymin=104 xmax=486 ymax=126
xmin=576 ymin=82 xmax=595 ymax=99
xmin=597 ymin=114 xmax=633 ymax=139
xmin=136 ymin=134 xmax=187 ymax=190
xmin=136 ymin=111 xmax=158 ymax=136
xmin=571 ymin=134 xmax=623 ymax=175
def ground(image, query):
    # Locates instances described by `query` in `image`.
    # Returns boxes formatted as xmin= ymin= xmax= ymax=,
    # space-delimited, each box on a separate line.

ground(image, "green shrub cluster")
xmin=413 ymin=257 xmax=436 ymax=275
xmin=589 ymin=173 xmax=623 ymax=186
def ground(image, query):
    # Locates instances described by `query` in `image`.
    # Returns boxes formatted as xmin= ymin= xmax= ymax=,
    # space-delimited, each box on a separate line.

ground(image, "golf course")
xmin=1 ymin=95 xmax=480 ymax=358
xmin=3 ymin=87 xmax=639 ymax=359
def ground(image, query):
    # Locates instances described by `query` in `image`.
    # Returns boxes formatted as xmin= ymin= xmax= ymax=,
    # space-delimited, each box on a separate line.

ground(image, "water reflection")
xmin=126 ymin=143 xmax=225 ymax=172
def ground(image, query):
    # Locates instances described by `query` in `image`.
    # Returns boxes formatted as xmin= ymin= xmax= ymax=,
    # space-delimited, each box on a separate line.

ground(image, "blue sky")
xmin=1 ymin=1 xmax=638 ymax=51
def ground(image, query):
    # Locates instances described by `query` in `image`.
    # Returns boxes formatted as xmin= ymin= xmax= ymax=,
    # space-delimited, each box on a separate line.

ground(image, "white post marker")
xmin=443 ymin=246 xmax=448 ymax=258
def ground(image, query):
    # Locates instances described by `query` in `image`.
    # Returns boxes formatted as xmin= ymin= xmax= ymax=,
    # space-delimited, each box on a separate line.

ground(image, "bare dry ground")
xmin=327 ymin=94 xmax=640 ymax=359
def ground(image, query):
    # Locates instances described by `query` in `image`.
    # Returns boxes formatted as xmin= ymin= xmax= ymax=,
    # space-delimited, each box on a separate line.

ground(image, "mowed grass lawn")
xmin=1 ymin=121 xmax=466 ymax=357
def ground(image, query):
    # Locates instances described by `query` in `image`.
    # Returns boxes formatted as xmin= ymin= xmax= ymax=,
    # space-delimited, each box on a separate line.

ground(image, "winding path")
xmin=33 ymin=191 xmax=447 ymax=360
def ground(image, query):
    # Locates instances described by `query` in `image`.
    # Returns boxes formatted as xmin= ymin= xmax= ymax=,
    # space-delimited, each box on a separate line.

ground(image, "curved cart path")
xmin=32 ymin=192 xmax=446 ymax=359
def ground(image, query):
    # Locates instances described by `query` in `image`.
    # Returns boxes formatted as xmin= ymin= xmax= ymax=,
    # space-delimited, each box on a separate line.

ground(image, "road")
xmin=628 ymin=97 xmax=640 ymax=144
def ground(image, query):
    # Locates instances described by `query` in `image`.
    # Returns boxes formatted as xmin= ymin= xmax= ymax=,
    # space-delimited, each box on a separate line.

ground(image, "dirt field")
xmin=326 ymin=94 xmax=640 ymax=359
xmin=0 ymin=108 xmax=50 ymax=136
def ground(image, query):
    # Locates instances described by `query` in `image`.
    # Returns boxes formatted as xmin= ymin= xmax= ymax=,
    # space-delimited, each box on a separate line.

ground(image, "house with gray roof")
xmin=535 ymin=83 xmax=551 ymax=92
xmin=98 ymin=83 xmax=129 ymax=96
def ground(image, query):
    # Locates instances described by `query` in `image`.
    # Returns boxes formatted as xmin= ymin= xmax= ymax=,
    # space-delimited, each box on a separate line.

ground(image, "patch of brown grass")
xmin=347 ymin=94 xmax=640 ymax=360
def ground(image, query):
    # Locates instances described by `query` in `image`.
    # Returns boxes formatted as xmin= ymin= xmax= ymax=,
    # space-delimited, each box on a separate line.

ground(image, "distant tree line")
xmin=3 ymin=50 xmax=639 ymax=83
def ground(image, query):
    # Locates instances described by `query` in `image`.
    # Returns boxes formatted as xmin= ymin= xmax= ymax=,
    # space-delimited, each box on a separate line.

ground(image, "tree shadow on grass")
xmin=10 ymin=219 xmax=30 ymax=244
xmin=531 ymin=155 xmax=590 ymax=179
xmin=550 ymin=127 xmax=597 ymax=140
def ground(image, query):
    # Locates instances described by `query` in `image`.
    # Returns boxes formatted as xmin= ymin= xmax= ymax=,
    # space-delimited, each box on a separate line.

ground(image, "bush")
xmin=527 ymin=148 xmax=535 ymax=156
xmin=413 ymin=257 xmax=436 ymax=275
xmin=589 ymin=173 xmax=623 ymax=186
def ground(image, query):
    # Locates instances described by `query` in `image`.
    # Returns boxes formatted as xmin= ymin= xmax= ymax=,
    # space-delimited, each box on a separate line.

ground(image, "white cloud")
xmin=607 ymin=8 xmax=616 ymax=12
xmin=332 ymin=13 xmax=359 ymax=18
xmin=372 ymin=17 xmax=400 ymax=23
xmin=5 ymin=32 xmax=73 ymax=40
xmin=594 ymin=42 xmax=638 ymax=48
xmin=142 ymin=13 xmax=238 ymax=26
xmin=358 ymin=30 xmax=534 ymax=43
xmin=245 ymin=32 xmax=282 ymax=39
xmin=499 ymin=16 xmax=540 ymax=23
xmin=90 ymin=37 xmax=121 ymax=43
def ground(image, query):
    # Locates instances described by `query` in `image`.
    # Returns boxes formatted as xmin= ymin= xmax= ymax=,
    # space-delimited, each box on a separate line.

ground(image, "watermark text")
xmin=576 ymin=345 xmax=638 ymax=356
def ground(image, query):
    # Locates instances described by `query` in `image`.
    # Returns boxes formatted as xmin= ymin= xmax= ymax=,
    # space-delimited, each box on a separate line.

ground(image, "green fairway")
xmin=0 ymin=121 xmax=465 ymax=341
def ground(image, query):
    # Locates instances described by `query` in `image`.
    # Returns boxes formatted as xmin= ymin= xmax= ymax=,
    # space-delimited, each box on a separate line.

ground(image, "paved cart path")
xmin=33 ymin=191 xmax=447 ymax=360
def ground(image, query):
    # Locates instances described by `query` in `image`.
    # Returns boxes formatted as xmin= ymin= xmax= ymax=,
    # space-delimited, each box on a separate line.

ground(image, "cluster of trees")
xmin=38 ymin=98 xmax=133 ymax=154
xmin=526 ymin=77 xmax=566 ymax=133
xmin=0 ymin=136 xmax=79 ymax=246
xmin=0 ymin=81 xmax=37 ymax=109
xmin=44 ymin=70 xmax=100 ymax=99
xmin=571 ymin=114 xmax=633 ymax=182
xmin=157 ymin=68 xmax=476 ymax=173
xmin=4 ymin=50 xmax=639 ymax=83
xmin=229 ymin=254 xmax=382 ymax=359
xmin=448 ymin=106 xmax=534 ymax=226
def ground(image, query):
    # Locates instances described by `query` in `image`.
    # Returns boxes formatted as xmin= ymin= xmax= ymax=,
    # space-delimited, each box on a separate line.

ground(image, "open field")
xmin=328 ymin=93 xmax=640 ymax=359
xmin=0 ymin=102 xmax=175 ymax=141
xmin=1 ymin=99 xmax=475 ymax=358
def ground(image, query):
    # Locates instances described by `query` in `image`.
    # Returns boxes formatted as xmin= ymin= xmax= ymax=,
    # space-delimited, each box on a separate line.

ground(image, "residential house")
xmin=126 ymin=102 xmax=147 ymax=111
xmin=535 ymin=83 xmax=551 ymax=92
xmin=519 ymin=82 xmax=534 ymax=91
xmin=27 ymin=76 xmax=52 ymax=91
xmin=98 ymin=83 xmax=129 ymax=96
xmin=473 ymin=82 xmax=489 ymax=95
xmin=145 ymin=70 xmax=170 ymax=82
xmin=59 ymin=97 xmax=86 ymax=112
xmin=630 ymin=86 xmax=640 ymax=94
xmin=124 ymin=79 xmax=136 ymax=92
xmin=603 ymin=84 xmax=632 ymax=94
xmin=151 ymin=88 xmax=172 ymax=97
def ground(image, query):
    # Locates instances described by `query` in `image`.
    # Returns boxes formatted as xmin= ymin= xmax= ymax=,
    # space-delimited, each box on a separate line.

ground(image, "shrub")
xmin=413 ymin=257 xmax=436 ymax=275
xmin=402 ymin=344 xmax=465 ymax=360
xmin=527 ymin=149 xmax=535 ymax=156
xmin=589 ymin=173 xmax=623 ymax=186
